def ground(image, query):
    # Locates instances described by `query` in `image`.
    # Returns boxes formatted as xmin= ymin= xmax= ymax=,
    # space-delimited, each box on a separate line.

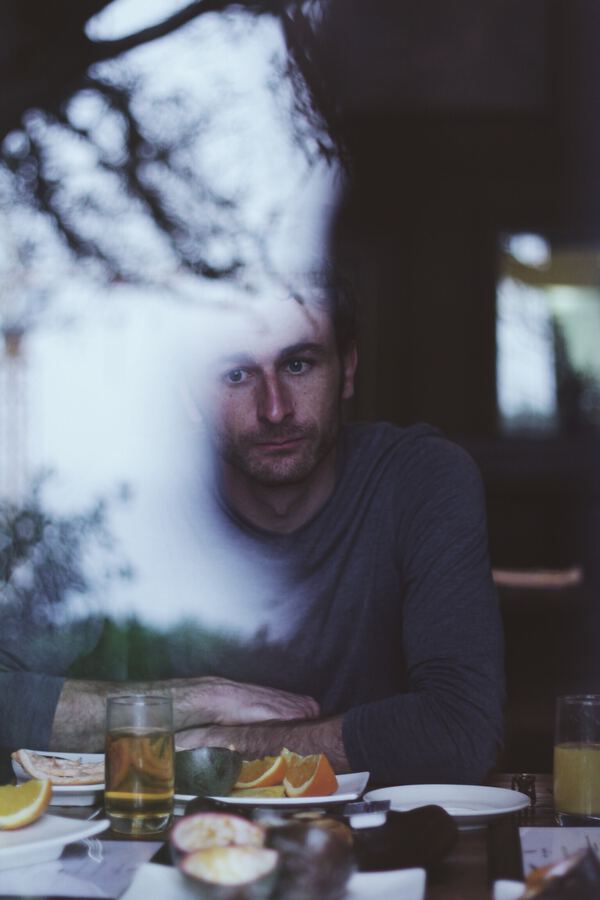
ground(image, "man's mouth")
xmin=254 ymin=436 xmax=306 ymax=451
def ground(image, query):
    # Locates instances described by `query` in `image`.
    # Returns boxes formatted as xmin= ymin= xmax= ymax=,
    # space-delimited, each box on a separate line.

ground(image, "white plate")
xmin=346 ymin=868 xmax=426 ymax=899
xmin=12 ymin=751 xmax=104 ymax=807
xmin=493 ymin=880 xmax=525 ymax=900
xmin=363 ymin=784 xmax=530 ymax=827
xmin=0 ymin=813 xmax=109 ymax=870
xmin=174 ymin=771 xmax=369 ymax=814
xmin=120 ymin=861 xmax=425 ymax=900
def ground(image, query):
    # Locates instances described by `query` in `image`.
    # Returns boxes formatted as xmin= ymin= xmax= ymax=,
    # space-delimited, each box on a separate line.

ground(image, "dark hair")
xmin=289 ymin=264 xmax=358 ymax=355
xmin=328 ymin=270 xmax=358 ymax=355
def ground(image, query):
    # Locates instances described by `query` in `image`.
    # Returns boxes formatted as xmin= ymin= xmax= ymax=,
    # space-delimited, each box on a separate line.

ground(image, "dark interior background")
xmin=316 ymin=0 xmax=600 ymax=770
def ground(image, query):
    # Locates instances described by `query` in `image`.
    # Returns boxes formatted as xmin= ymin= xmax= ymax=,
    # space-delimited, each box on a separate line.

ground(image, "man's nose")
xmin=257 ymin=374 xmax=293 ymax=423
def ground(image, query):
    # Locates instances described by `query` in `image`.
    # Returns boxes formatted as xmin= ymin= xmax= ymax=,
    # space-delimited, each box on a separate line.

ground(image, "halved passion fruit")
xmin=171 ymin=812 xmax=265 ymax=856
xmin=266 ymin=820 xmax=355 ymax=900
xmin=180 ymin=846 xmax=278 ymax=900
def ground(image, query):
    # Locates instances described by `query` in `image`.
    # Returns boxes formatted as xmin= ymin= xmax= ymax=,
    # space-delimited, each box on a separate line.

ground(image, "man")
xmin=2 ymin=280 xmax=504 ymax=785
xmin=172 ymin=283 xmax=505 ymax=784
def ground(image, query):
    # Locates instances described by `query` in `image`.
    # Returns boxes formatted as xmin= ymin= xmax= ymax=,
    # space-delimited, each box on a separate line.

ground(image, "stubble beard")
xmin=217 ymin=416 xmax=342 ymax=487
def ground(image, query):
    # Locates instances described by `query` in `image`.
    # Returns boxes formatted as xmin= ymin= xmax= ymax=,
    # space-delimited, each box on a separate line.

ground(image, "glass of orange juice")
xmin=554 ymin=694 xmax=600 ymax=825
xmin=105 ymin=694 xmax=174 ymax=835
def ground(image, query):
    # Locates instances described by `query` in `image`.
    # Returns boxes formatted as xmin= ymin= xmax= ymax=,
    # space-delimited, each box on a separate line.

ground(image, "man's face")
xmin=205 ymin=298 xmax=356 ymax=487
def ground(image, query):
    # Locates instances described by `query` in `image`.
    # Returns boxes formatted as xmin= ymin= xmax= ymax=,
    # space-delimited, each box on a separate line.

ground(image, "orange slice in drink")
xmin=104 ymin=790 xmax=174 ymax=802
xmin=140 ymin=733 xmax=173 ymax=781
xmin=234 ymin=754 xmax=287 ymax=789
xmin=0 ymin=779 xmax=52 ymax=830
xmin=283 ymin=753 xmax=338 ymax=798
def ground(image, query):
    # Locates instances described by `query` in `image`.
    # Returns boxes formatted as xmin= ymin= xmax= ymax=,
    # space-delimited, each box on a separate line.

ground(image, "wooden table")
xmin=424 ymin=773 xmax=555 ymax=899
xmin=1 ymin=759 xmax=556 ymax=899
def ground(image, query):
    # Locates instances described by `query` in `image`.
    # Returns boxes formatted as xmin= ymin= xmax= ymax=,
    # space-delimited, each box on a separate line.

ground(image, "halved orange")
xmin=283 ymin=753 xmax=338 ymax=798
xmin=234 ymin=754 xmax=287 ymax=789
xmin=0 ymin=779 xmax=52 ymax=830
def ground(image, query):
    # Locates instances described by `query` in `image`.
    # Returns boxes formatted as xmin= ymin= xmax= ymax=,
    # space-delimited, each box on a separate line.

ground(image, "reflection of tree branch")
xmin=279 ymin=4 xmax=347 ymax=167
xmin=89 ymin=0 xmax=278 ymax=64
xmin=2 ymin=67 xmax=251 ymax=282
xmin=0 ymin=0 xmax=280 ymax=144
xmin=91 ymin=78 xmax=189 ymax=263
xmin=0 ymin=476 xmax=132 ymax=619
xmin=24 ymin=129 xmax=108 ymax=264
xmin=89 ymin=76 xmax=244 ymax=278
xmin=0 ymin=0 xmax=334 ymax=286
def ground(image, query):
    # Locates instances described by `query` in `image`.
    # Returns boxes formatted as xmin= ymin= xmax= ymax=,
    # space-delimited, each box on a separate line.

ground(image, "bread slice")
xmin=12 ymin=749 xmax=104 ymax=785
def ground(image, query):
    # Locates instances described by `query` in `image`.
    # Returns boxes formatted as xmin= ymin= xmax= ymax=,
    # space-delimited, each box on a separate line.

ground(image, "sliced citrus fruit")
xmin=105 ymin=735 xmax=130 ymax=790
xmin=104 ymin=790 xmax=174 ymax=802
xmin=234 ymin=754 xmax=286 ymax=789
xmin=230 ymin=785 xmax=286 ymax=798
xmin=283 ymin=753 xmax=338 ymax=798
xmin=0 ymin=779 xmax=52 ymax=830
xmin=281 ymin=747 xmax=303 ymax=765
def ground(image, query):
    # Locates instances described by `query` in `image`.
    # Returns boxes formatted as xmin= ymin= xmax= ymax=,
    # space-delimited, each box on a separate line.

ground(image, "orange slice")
xmin=283 ymin=753 xmax=338 ymax=798
xmin=281 ymin=747 xmax=303 ymax=767
xmin=104 ymin=790 xmax=174 ymax=802
xmin=234 ymin=754 xmax=287 ymax=789
xmin=230 ymin=786 xmax=286 ymax=798
xmin=0 ymin=779 xmax=52 ymax=830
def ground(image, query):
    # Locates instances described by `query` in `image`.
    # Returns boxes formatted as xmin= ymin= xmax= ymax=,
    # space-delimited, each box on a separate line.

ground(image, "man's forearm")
xmin=50 ymin=678 xmax=320 ymax=752
xmin=50 ymin=678 xmax=214 ymax=751
xmin=175 ymin=715 xmax=351 ymax=773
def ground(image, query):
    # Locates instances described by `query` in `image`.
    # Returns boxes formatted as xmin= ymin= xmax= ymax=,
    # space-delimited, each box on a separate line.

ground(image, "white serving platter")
xmin=174 ymin=770 xmax=369 ymax=815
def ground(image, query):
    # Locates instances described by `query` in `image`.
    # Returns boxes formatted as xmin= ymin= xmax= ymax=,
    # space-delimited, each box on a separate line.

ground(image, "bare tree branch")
xmin=88 ymin=0 xmax=277 ymax=63
xmin=278 ymin=3 xmax=347 ymax=167
xmin=0 ymin=1 xmax=333 ymax=288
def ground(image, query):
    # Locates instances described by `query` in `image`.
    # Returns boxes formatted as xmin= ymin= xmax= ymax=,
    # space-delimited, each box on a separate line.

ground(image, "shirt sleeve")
xmin=0 ymin=612 xmax=103 ymax=749
xmin=342 ymin=437 xmax=505 ymax=785
xmin=0 ymin=671 xmax=64 ymax=749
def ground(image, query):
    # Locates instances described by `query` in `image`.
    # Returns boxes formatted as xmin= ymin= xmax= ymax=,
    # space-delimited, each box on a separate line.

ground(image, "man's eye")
xmin=287 ymin=359 xmax=310 ymax=375
xmin=225 ymin=369 xmax=247 ymax=384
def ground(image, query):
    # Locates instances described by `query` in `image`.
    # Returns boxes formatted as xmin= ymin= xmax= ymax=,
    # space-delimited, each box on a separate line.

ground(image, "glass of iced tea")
xmin=105 ymin=694 xmax=174 ymax=835
xmin=554 ymin=694 xmax=600 ymax=825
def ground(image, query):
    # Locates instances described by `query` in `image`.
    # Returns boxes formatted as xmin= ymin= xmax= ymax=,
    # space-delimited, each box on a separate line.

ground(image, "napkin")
xmin=0 ymin=839 xmax=162 ymax=898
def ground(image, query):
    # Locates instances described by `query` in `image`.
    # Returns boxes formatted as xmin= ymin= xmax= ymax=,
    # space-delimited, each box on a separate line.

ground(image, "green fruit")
xmin=175 ymin=748 xmax=243 ymax=797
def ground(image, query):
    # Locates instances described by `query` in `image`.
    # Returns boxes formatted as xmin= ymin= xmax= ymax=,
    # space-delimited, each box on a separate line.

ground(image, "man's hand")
xmin=206 ymin=679 xmax=320 ymax=725
xmin=50 ymin=676 xmax=319 ymax=752
xmin=175 ymin=715 xmax=350 ymax=774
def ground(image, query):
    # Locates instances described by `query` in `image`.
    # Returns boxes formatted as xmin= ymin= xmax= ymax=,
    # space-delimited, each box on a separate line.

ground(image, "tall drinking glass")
xmin=554 ymin=694 xmax=600 ymax=825
xmin=105 ymin=694 xmax=174 ymax=835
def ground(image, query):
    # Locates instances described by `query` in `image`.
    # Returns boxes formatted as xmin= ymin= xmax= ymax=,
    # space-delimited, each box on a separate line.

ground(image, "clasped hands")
xmin=175 ymin=677 xmax=320 ymax=750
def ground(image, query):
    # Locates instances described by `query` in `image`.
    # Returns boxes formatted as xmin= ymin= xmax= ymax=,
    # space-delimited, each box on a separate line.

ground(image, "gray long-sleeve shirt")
xmin=1 ymin=423 xmax=504 ymax=783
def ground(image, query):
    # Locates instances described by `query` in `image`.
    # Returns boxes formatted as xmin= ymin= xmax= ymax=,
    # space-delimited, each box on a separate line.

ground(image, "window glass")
xmin=497 ymin=234 xmax=600 ymax=434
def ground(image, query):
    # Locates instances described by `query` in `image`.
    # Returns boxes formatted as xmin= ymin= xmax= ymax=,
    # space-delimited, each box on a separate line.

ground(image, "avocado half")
xmin=175 ymin=747 xmax=243 ymax=797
